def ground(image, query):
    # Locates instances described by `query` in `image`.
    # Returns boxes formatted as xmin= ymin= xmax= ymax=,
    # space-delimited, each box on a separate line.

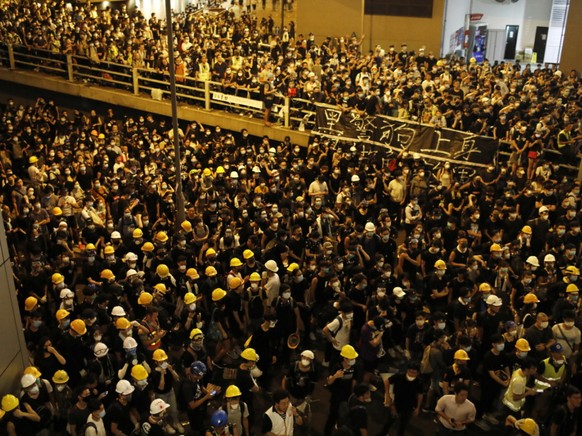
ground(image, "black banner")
xmin=313 ymin=104 xmax=499 ymax=181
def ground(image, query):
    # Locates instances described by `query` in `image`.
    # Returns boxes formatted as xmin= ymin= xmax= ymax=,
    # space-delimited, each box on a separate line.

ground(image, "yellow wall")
xmin=559 ymin=0 xmax=582 ymax=73
xmin=363 ymin=0 xmax=445 ymax=54
xmin=297 ymin=0 xmax=365 ymax=42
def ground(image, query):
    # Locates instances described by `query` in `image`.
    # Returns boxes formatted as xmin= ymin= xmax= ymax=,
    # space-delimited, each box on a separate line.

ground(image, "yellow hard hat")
xmin=52 ymin=207 xmax=63 ymax=216
xmin=153 ymin=283 xmax=167 ymax=294
xmin=216 ymin=166 xmax=226 ymax=174
xmin=115 ymin=317 xmax=131 ymax=330
xmin=56 ymin=309 xmax=70 ymax=321
xmin=104 ymin=245 xmax=115 ymax=255
xmin=184 ymin=293 xmax=197 ymax=305
xmin=24 ymin=296 xmax=38 ymax=312
xmin=287 ymin=263 xmax=300 ymax=272
xmin=515 ymin=338 xmax=531 ymax=352
xmin=137 ymin=292 xmax=153 ymax=305
xmin=29 ymin=156 xmax=38 ymax=164
xmin=205 ymin=266 xmax=218 ymax=277
xmin=516 ymin=418 xmax=539 ymax=436
xmin=340 ymin=345 xmax=358 ymax=359
xmin=141 ymin=242 xmax=155 ymax=252
xmin=212 ymin=288 xmax=227 ymax=301
xmin=70 ymin=319 xmax=87 ymax=335
xmin=249 ymin=272 xmax=261 ymax=282
xmin=434 ymin=259 xmax=447 ymax=270
xmin=564 ymin=265 xmax=581 ymax=275
xmin=155 ymin=231 xmax=169 ymax=243
xmin=203 ymin=168 xmax=212 ymax=177
xmin=229 ymin=277 xmax=243 ymax=289
xmin=52 ymin=370 xmax=69 ymax=384
xmin=523 ymin=293 xmax=540 ymax=304
xmin=181 ymin=220 xmax=192 ymax=232
xmin=100 ymin=269 xmax=115 ymax=280
xmin=479 ymin=282 xmax=492 ymax=292
xmin=152 ymin=349 xmax=168 ymax=361
xmin=186 ymin=268 xmax=199 ymax=279
xmin=521 ymin=225 xmax=532 ymax=235
xmin=133 ymin=228 xmax=144 ymax=238
xmin=243 ymin=249 xmax=255 ymax=260
xmin=189 ymin=328 xmax=204 ymax=340
xmin=85 ymin=243 xmax=96 ymax=251
xmin=230 ymin=257 xmax=243 ymax=267
xmin=1 ymin=394 xmax=19 ymax=412
xmin=131 ymin=364 xmax=149 ymax=381
xmin=156 ymin=264 xmax=170 ymax=278
xmin=52 ymin=273 xmax=65 ymax=285
xmin=225 ymin=385 xmax=242 ymax=398
xmin=206 ymin=248 xmax=217 ymax=257
xmin=566 ymin=283 xmax=579 ymax=293
xmin=469 ymin=57 xmax=476 ymax=63
xmin=23 ymin=366 xmax=42 ymax=378
xmin=240 ymin=348 xmax=258 ymax=361
xmin=454 ymin=349 xmax=470 ymax=360
xmin=490 ymin=243 xmax=503 ymax=252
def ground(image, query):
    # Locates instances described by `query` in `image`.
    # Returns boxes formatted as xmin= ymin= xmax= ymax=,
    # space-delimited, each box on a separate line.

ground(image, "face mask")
xmin=282 ymin=292 xmax=291 ymax=300
xmin=437 ymin=322 xmax=446 ymax=330
xmin=230 ymin=403 xmax=240 ymax=410
xmin=29 ymin=385 xmax=40 ymax=395
xmin=160 ymin=362 xmax=169 ymax=369
xmin=295 ymin=275 xmax=304 ymax=282
xmin=496 ymin=343 xmax=505 ymax=352
xmin=99 ymin=410 xmax=106 ymax=419
xmin=517 ymin=351 xmax=528 ymax=359
xmin=189 ymin=303 xmax=197 ymax=311
xmin=377 ymin=291 xmax=386 ymax=298
xmin=56 ymin=384 xmax=66 ymax=392
xmin=301 ymin=359 xmax=311 ymax=367
xmin=565 ymin=321 xmax=575 ymax=328
xmin=347 ymin=359 xmax=356 ymax=366
xmin=406 ymin=374 xmax=417 ymax=382
xmin=463 ymin=346 xmax=472 ymax=352
xmin=32 ymin=320 xmax=43 ymax=328
xmin=555 ymin=359 xmax=564 ymax=366
xmin=137 ymin=380 xmax=148 ymax=387
xmin=540 ymin=321 xmax=549 ymax=329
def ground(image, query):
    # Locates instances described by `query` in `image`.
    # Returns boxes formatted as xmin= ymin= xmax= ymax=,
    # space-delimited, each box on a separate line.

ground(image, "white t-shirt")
xmin=326 ymin=316 xmax=351 ymax=351
xmin=552 ymin=323 xmax=581 ymax=358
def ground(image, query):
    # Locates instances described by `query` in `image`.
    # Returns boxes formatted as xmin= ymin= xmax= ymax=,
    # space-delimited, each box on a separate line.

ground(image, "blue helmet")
xmin=190 ymin=361 xmax=207 ymax=376
xmin=211 ymin=410 xmax=228 ymax=427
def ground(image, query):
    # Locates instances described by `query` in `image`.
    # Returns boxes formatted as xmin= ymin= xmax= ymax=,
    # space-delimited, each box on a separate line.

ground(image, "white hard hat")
xmin=93 ymin=342 xmax=109 ymax=357
xmin=115 ymin=379 xmax=135 ymax=395
xmin=126 ymin=269 xmax=138 ymax=278
xmin=364 ymin=222 xmax=376 ymax=232
xmin=123 ymin=337 xmax=138 ymax=349
xmin=300 ymin=350 xmax=315 ymax=360
xmin=59 ymin=288 xmax=75 ymax=299
xmin=526 ymin=256 xmax=540 ymax=267
xmin=111 ymin=306 xmax=126 ymax=317
xmin=125 ymin=252 xmax=138 ymax=262
xmin=351 ymin=174 xmax=360 ymax=182
xmin=544 ymin=254 xmax=556 ymax=262
xmin=230 ymin=171 xmax=239 ymax=179
xmin=21 ymin=373 xmax=36 ymax=388
xmin=150 ymin=398 xmax=170 ymax=415
xmin=111 ymin=231 xmax=122 ymax=239
xmin=485 ymin=295 xmax=503 ymax=307
xmin=265 ymin=260 xmax=279 ymax=272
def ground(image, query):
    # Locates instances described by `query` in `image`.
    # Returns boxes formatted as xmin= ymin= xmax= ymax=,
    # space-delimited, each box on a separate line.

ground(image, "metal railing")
xmin=2 ymin=44 xmax=318 ymax=131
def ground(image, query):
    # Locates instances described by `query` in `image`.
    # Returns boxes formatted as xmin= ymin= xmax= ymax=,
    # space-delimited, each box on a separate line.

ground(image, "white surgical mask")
xmin=496 ymin=343 xmax=505 ymax=352
xmin=437 ymin=322 xmax=446 ymax=330
xmin=160 ymin=362 xmax=169 ymax=369
xmin=347 ymin=359 xmax=356 ymax=366
xmin=301 ymin=359 xmax=311 ymax=367
xmin=540 ymin=321 xmax=549 ymax=329
xmin=406 ymin=374 xmax=417 ymax=382
xmin=282 ymin=292 xmax=291 ymax=300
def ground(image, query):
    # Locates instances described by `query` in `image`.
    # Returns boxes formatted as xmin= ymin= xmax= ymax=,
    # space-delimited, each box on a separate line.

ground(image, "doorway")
xmin=533 ymin=26 xmax=549 ymax=64
xmin=504 ymin=25 xmax=519 ymax=59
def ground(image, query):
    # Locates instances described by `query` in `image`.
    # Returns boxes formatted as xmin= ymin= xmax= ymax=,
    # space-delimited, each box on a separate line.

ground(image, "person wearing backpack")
xmin=83 ymin=398 xmax=106 ymax=436
xmin=339 ymin=383 xmax=370 ymax=436
xmin=322 ymin=300 xmax=354 ymax=368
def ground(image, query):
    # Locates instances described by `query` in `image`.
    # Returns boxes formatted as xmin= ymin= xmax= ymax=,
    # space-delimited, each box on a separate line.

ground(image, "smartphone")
xmin=211 ymin=390 xmax=217 ymax=396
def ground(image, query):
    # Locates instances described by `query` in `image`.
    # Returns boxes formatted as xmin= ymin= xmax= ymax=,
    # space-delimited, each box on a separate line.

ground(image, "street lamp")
xmin=164 ymin=0 xmax=186 ymax=226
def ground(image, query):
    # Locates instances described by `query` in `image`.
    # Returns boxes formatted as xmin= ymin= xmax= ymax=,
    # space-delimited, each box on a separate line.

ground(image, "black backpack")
xmin=79 ymin=422 xmax=97 ymax=435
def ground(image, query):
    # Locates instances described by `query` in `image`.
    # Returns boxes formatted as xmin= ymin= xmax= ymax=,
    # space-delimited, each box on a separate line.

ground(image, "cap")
xmin=550 ymin=343 xmax=564 ymax=354
xmin=300 ymin=350 xmax=315 ymax=360
xmin=393 ymin=287 xmax=406 ymax=298
xmin=539 ymin=206 xmax=549 ymax=214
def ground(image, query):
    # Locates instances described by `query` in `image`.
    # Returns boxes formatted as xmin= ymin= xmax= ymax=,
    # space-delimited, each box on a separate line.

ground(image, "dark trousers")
xmin=378 ymin=408 xmax=413 ymax=436
xmin=324 ymin=394 xmax=346 ymax=436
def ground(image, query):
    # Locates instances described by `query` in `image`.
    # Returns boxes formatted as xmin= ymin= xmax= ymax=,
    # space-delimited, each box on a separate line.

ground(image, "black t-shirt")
xmin=482 ymin=350 xmax=509 ymax=383
xmin=347 ymin=395 xmax=368 ymax=432
xmin=106 ymin=400 xmax=134 ymax=435
xmin=68 ymin=404 xmax=91 ymax=434
xmin=389 ymin=372 xmax=422 ymax=412
xmin=551 ymin=405 xmax=578 ymax=436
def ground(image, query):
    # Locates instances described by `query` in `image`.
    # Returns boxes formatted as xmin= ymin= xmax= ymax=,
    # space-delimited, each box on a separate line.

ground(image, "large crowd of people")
xmin=0 ymin=1 xmax=582 ymax=436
